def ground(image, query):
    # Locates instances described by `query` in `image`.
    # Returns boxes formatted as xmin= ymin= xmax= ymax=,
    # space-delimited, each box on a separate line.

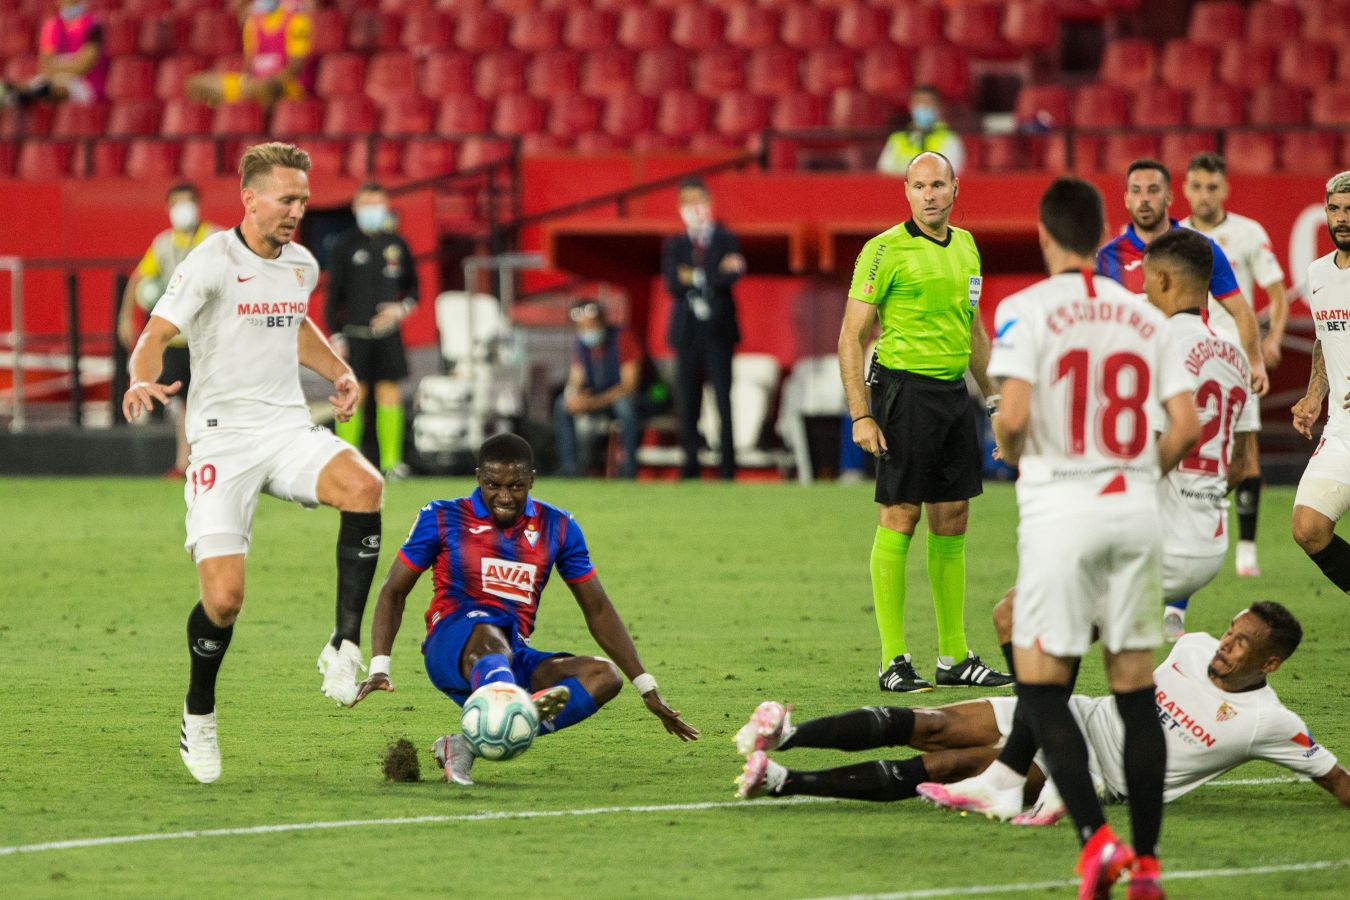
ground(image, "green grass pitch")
xmin=1 ymin=477 xmax=1346 ymax=898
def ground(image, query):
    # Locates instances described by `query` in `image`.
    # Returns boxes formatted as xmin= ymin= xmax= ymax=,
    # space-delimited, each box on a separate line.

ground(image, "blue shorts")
xmin=422 ymin=609 xmax=570 ymax=706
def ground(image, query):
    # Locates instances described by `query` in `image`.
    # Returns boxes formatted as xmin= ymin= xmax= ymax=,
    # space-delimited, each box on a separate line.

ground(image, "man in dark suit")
xmin=661 ymin=177 xmax=746 ymax=480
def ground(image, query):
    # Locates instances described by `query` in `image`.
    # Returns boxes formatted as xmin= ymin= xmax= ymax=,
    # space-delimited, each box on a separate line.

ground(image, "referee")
xmin=325 ymin=182 xmax=418 ymax=478
xmin=839 ymin=151 xmax=1011 ymax=693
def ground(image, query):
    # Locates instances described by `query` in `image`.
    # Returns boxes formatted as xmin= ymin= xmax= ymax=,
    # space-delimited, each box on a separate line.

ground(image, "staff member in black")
xmin=325 ymin=182 xmax=418 ymax=478
xmin=661 ymin=177 xmax=746 ymax=480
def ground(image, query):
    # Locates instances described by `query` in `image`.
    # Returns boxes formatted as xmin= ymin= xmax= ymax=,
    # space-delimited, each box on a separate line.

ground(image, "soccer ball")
xmin=459 ymin=682 xmax=539 ymax=761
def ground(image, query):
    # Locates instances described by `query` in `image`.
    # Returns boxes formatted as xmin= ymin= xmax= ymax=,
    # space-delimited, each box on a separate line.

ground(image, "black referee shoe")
xmin=878 ymin=655 xmax=933 ymax=693
xmin=935 ymin=653 xmax=1015 ymax=688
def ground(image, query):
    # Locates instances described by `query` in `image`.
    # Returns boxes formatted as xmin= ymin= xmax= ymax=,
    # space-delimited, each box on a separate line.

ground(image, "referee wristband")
xmin=984 ymin=394 xmax=1001 ymax=416
xmin=852 ymin=414 xmax=875 ymax=424
xmin=369 ymin=655 xmax=391 ymax=677
xmin=631 ymin=673 xmax=658 ymax=695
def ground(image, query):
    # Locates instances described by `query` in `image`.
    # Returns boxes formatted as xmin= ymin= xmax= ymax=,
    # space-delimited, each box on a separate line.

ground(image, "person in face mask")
xmin=661 ymin=177 xmax=746 ymax=480
xmin=117 ymin=183 xmax=222 ymax=477
xmin=877 ymin=85 xmax=966 ymax=178
xmin=186 ymin=0 xmax=315 ymax=109
xmin=553 ymin=300 xmax=644 ymax=479
xmin=0 ymin=0 xmax=108 ymax=106
xmin=324 ymin=183 xmax=420 ymax=479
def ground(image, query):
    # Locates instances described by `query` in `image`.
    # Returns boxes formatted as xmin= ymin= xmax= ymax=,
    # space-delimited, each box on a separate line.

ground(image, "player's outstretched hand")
xmin=852 ymin=416 xmax=888 ymax=458
xmin=1251 ymin=362 xmax=1270 ymax=398
xmin=122 ymin=379 xmax=181 ymax=422
xmin=330 ymin=372 xmax=359 ymax=422
xmin=353 ymin=672 xmax=394 ymax=705
xmin=642 ymin=691 xmax=700 ymax=741
xmin=1292 ymin=394 xmax=1322 ymax=439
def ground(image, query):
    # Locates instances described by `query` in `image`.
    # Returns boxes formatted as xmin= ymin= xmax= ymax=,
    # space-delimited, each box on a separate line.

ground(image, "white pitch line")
xmin=803 ymin=858 xmax=1350 ymax=900
xmin=0 ymin=796 xmax=831 ymax=858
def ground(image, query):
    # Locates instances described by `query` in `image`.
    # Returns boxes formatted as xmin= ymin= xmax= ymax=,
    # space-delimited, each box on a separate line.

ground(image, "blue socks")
xmin=470 ymin=653 xmax=515 ymax=691
xmin=538 ymin=676 xmax=598 ymax=735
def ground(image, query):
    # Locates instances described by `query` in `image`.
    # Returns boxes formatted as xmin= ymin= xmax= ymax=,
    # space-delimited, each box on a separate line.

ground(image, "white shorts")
xmin=183 ymin=424 xmax=350 ymax=560
xmin=1161 ymin=552 xmax=1225 ymax=603
xmin=1013 ymin=496 xmax=1163 ymax=656
xmin=1294 ymin=431 xmax=1350 ymax=521
xmin=987 ymin=695 xmax=1117 ymax=798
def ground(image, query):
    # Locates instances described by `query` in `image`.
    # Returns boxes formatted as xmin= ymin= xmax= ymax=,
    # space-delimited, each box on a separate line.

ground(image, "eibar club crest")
xmin=293 ymin=267 xmax=305 ymax=287
xmin=523 ymin=525 xmax=539 ymax=547
xmin=1215 ymin=702 xmax=1237 ymax=722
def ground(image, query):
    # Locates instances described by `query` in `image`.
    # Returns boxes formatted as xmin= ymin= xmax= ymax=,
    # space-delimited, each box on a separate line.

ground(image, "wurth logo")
xmin=481 ymin=558 xmax=538 ymax=605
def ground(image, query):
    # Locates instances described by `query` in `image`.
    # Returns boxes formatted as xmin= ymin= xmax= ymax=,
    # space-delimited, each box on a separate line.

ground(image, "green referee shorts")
xmin=870 ymin=365 xmax=983 ymax=506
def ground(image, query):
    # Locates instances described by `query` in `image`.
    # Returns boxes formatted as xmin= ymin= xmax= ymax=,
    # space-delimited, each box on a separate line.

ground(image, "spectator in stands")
xmin=877 ymin=85 xmax=966 ymax=177
xmin=187 ymin=0 xmax=314 ymax=110
xmin=325 ymin=182 xmax=418 ymax=479
xmin=0 ymin=0 xmax=108 ymax=106
xmin=662 ymin=177 xmax=746 ymax=481
xmin=117 ymin=183 xmax=222 ymax=478
xmin=553 ymin=300 xmax=643 ymax=479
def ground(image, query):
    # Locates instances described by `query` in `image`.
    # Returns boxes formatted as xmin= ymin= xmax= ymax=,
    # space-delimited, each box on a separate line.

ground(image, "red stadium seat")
xmin=654 ymin=90 xmax=709 ymax=139
xmin=914 ymin=43 xmax=970 ymax=101
xmin=1099 ymin=39 xmax=1158 ymax=88
xmin=889 ymin=3 xmax=944 ymax=49
xmin=526 ymin=50 xmax=581 ymax=98
xmin=1281 ymin=131 xmax=1338 ymax=171
xmin=631 ymin=133 xmax=685 ymax=153
xmin=1188 ymin=83 xmax=1247 ymax=127
xmin=1245 ymin=3 xmax=1301 ymax=46
xmin=1311 ymin=84 xmax=1350 ymax=126
xmin=1159 ymin=39 xmax=1216 ymax=90
xmin=455 ymin=8 xmax=506 ymax=53
xmin=1160 ymin=132 xmax=1217 ymax=171
xmin=714 ymin=91 xmax=770 ymax=140
xmin=100 ymin=14 xmax=139 ymax=58
xmin=671 ymin=4 xmax=723 ymax=51
xmin=1301 ymin=2 xmax=1350 ymax=44
xmin=400 ymin=8 xmax=451 ymax=54
xmin=802 ymin=47 xmax=856 ymax=95
xmin=635 ymin=47 xmax=689 ymax=96
xmin=747 ymin=47 xmax=800 ymax=95
xmin=836 ymin=2 xmax=888 ymax=50
xmin=1002 ymin=0 xmax=1059 ymax=52
xmin=178 ymin=138 xmax=221 ymax=179
xmin=580 ymin=48 xmax=635 ymax=96
xmin=402 ymin=137 xmax=460 ymax=177
xmin=155 ymin=55 xmax=207 ymax=101
xmin=1187 ymin=1 xmax=1245 ymax=45
xmin=87 ymin=141 xmax=126 ymax=177
xmin=17 ymin=141 xmax=73 ymax=179
xmin=345 ymin=138 xmax=403 ymax=178
xmin=1072 ymin=84 xmax=1128 ymax=128
xmin=1102 ymin=133 xmax=1161 ymax=174
xmin=1218 ymin=43 xmax=1273 ymax=89
xmin=0 ymin=104 xmax=49 ymax=141
xmin=458 ymin=136 xmax=514 ymax=169
xmin=347 ymin=9 xmax=403 ymax=53
xmin=474 ymin=50 xmax=527 ymax=99
xmin=302 ymin=138 xmax=347 ymax=180
xmin=771 ymin=91 xmax=826 ymax=130
xmin=308 ymin=8 xmax=347 ymax=56
xmin=546 ymin=92 xmax=602 ymax=139
xmin=51 ymin=102 xmax=107 ymax=139
xmin=829 ymin=88 xmax=891 ymax=129
xmin=689 ymin=133 xmax=752 ymax=154
xmin=1130 ymin=84 xmax=1187 ymax=128
xmin=106 ymin=56 xmax=155 ymax=101
xmin=210 ymin=101 xmax=264 ymax=137
xmin=575 ymin=132 xmax=628 ymax=153
xmin=781 ymin=6 xmax=834 ymax=50
xmin=616 ymin=7 xmax=670 ymax=51
xmin=159 ymin=98 xmax=212 ymax=139
xmin=858 ymin=44 xmax=913 ymax=98
xmin=1277 ymin=42 xmax=1334 ymax=91
xmin=1223 ymin=131 xmax=1278 ymax=175
xmin=601 ymin=92 xmax=655 ymax=138
xmin=691 ymin=48 xmax=746 ymax=96
xmin=270 ymin=98 xmax=323 ymax=137
xmin=945 ymin=2 xmax=1017 ymax=59
xmin=366 ymin=51 xmax=418 ymax=105
xmin=188 ymin=11 xmax=240 ymax=57
xmin=1014 ymin=84 xmax=1071 ymax=128
xmin=725 ymin=5 xmax=779 ymax=50
xmin=315 ymin=53 xmax=367 ymax=98
xmin=322 ymin=95 xmax=378 ymax=135
xmin=492 ymin=92 xmax=547 ymax=135
xmin=561 ymin=8 xmax=616 ymax=52
xmin=3 ymin=53 xmax=40 ymax=86
xmin=137 ymin=16 xmax=188 ymax=58
xmin=435 ymin=94 xmax=491 ymax=133
xmin=509 ymin=9 xmax=561 ymax=52
xmin=1249 ymin=83 xmax=1307 ymax=126
xmin=419 ymin=53 xmax=474 ymax=97
xmin=380 ymin=93 xmax=434 ymax=134
xmin=106 ymin=98 xmax=163 ymax=136
xmin=125 ymin=139 xmax=181 ymax=178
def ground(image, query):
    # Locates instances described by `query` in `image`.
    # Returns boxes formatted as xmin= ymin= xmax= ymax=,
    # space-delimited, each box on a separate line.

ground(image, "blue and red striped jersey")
xmin=397 ymin=489 xmax=596 ymax=638
xmin=1096 ymin=219 xmax=1242 ymax=301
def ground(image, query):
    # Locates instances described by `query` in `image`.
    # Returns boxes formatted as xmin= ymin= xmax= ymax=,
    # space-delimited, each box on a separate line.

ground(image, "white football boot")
xmin=317 ymin=639 xmax=364 ymax=707
xmin=1012 ymin=777 xmax=1067 ymax=826
xmin=734 ymin=701 xmax=795 ymax=756
xmin=432 ymin=734 xmax=475 ymax=786
xmin=1163 ymin=606 xmax=1186 ymax=643
xmin=735 ymin=751 xmax=787 ymax=799
xmin=180 ymin=703 xmax=221 ymax=784
xmin=916 ymin=771 xmax=1024 ymax=821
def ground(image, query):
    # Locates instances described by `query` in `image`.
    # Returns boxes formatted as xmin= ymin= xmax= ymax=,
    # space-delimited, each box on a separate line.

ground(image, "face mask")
xmin=168 ymin=201 xmax=199 ymax=233
xmin=253 ymin=0 xmax=279 ymax=14
xmin=679 ymin=203 xmax=709 ymax=230
xmin=59 ymin=3 xmax=86 ymax=20
xmin=355 ymin=204 xmax=387 ymax=234
xmin=578 ymin=328 xmax=605 ymax=348
xmin=911 ymin=105 xmax=939 ymax=130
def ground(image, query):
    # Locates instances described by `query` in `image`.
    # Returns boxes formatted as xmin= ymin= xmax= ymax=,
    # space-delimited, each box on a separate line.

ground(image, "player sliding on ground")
xmin=353 ymin=434 xmax=698 ymax=784
xmin=734 ymin=601 xmax=1350 ymax=815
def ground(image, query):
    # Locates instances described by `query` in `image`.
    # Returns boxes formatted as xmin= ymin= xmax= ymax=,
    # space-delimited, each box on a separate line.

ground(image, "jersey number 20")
xmin=1054 ymin=349 xmax=1150 ymax=458
xmin=1178 ymin=380 xmax=1246 ymax=476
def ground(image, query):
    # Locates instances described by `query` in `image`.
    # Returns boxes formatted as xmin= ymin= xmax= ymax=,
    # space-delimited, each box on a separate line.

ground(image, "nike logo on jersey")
xmin=1313 ymin=286 xmax=1324 ymax=294
xmin=237 ymin=274 xmax=256 ymax=282
xmin=469 ymin=525 xmax=493 ymax=534
xmin=1124 ymin=260 xmax=1142 ymax=271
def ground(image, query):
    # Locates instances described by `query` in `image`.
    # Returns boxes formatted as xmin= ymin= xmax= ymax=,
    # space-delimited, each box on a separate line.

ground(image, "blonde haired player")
xmin=123 ymin=142 xmax=384 ymax=784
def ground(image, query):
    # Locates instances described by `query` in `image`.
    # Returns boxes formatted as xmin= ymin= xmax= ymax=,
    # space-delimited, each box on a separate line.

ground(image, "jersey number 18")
xmin=1054 ymin=349 xmax=1151 ymax=458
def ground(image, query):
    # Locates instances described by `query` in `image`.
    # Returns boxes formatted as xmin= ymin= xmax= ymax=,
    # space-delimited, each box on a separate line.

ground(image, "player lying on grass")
xmin=734 ymin=601 xmax=1349 ymax=815
xmin=353 ymin=433 xmax=698 ymax=784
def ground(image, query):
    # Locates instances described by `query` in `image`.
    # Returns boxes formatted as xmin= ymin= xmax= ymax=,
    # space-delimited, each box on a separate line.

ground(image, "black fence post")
xmin=66 ymin=270 xmax=82 ymax=427
xmin=112 ymin=271 xmax=129 ymax=427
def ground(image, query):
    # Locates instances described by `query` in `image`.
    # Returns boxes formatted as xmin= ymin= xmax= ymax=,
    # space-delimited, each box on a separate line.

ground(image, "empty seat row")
xmin=1188 ymin=1 xmax=1350 ymax=46
xmin=1016 ymin=81 xmax=1348 ymax=130
xmin=1100 ymin=36 xmax=1350 ymax=92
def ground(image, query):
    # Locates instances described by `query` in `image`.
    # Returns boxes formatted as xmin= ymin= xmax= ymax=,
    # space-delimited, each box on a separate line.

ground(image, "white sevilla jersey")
xmin=1307 ymin=251 xmax=1350 ymax=439
xmin=1158 ymin=312 xmax=1253 ymax=557
xmin=152 ymin=228 xmax=320 ymax=443
xmin=1182 ymin=211 xmax=1284 ymax=340
xmin=989 ymin=269 xmax=1190 ymax=500
xmin=1080 ymin=633 xmax=1337 ymax=803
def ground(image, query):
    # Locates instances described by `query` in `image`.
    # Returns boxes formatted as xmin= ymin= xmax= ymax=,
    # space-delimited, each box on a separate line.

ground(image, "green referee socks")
xmin=376 ymin=403 xmax=405 ymax=471
xmin=335 ymin=406 xmax=363 ymax=448
xmin=871 ymin=527 xmax=911 ymax=663
xmin=927 ymin=533 xmax=969 ymax=662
